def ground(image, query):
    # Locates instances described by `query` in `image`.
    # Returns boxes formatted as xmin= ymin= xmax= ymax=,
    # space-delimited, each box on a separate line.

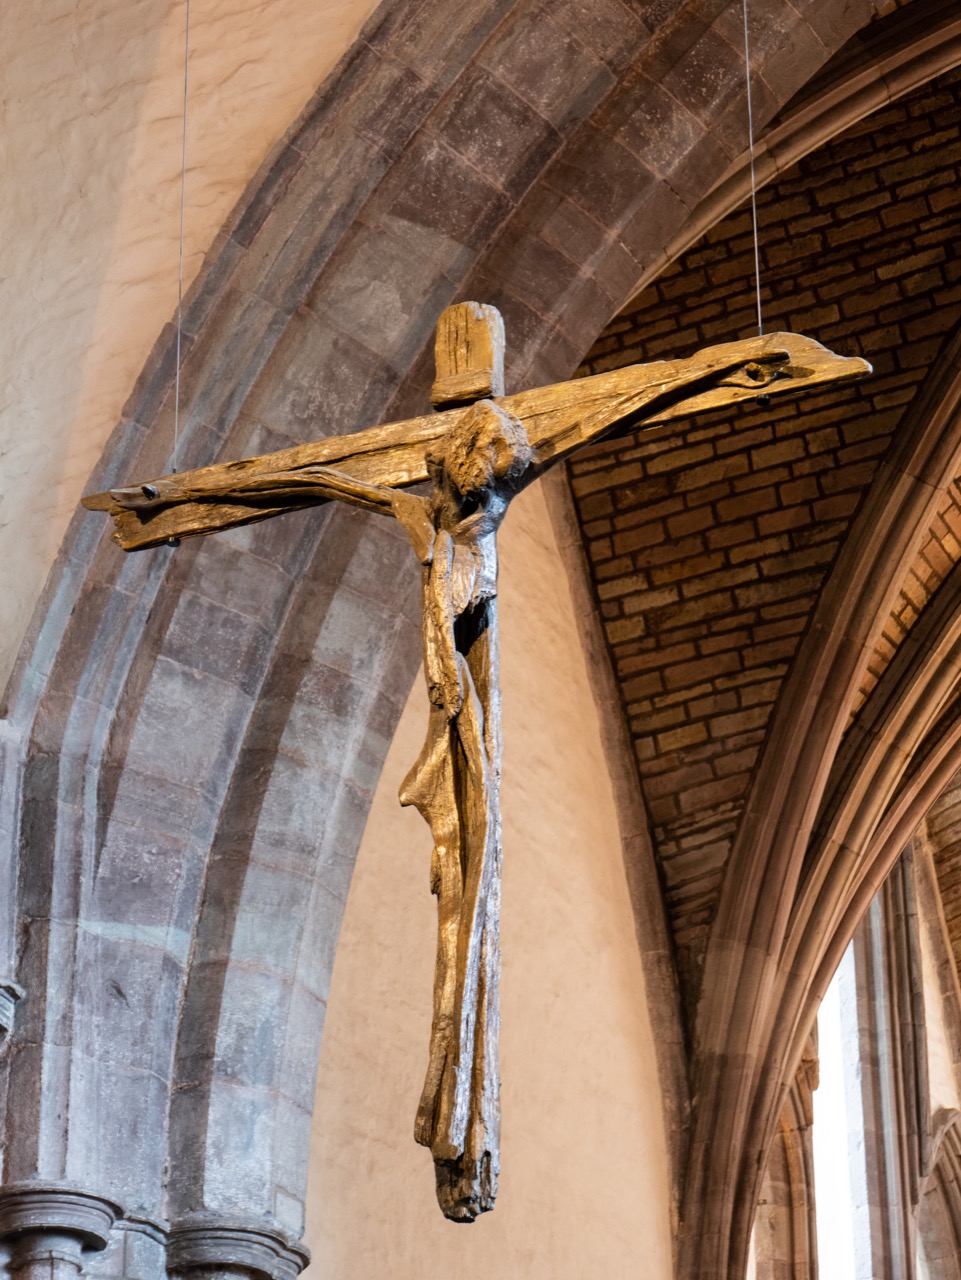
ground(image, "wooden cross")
xmin=83 ymin=303 xmax=870 ymax=1222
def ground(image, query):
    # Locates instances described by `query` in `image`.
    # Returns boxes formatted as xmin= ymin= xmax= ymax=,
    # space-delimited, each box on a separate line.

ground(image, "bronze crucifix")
xmin=83 ymin=302 xmax=870 ymax=1222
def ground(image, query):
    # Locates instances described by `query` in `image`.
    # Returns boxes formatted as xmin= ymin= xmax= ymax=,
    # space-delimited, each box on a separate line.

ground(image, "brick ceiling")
xmin=571 ymin=61 xmax=961 ymax=1013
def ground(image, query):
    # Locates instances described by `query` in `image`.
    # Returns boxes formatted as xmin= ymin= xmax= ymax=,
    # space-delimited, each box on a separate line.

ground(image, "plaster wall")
xmin=0 ymin=0 xmax=380 ymax=692
xmin=305 ymin=480 xmax=673 ymax=1278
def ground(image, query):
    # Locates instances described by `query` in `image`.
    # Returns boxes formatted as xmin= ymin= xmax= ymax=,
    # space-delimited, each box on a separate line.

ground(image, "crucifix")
xmin=83 ymin=302 xmax=870 ymax=1223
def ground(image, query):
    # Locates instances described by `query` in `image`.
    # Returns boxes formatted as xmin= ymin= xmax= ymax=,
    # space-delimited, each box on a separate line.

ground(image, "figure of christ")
xmin=165 ymin=398 xmax=531 ymax=1220
xmin=85 ymin=306 xmax=872 ymax=1222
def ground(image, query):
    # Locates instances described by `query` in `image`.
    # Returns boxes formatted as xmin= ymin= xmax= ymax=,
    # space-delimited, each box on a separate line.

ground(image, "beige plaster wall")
xmin=305 ymin=482 xmax=674 ymax=1279
xmin=0 ymin=0 xmax=380 ymax=693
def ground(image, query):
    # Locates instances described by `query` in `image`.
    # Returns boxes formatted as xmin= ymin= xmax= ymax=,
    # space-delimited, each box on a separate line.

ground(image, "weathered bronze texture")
xmin=82 ymin=304 xmax=870 ymax=1222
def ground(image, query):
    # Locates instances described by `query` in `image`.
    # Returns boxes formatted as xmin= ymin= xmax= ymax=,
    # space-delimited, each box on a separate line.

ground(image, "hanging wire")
xmin=742 ymin=0 xmax=764 ymax=337
xmin=173 ymin=0 xmax=191 ymax=470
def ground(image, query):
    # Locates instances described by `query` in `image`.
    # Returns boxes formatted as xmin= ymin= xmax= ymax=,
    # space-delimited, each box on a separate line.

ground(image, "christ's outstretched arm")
xmin=515 ymin=347 xmax=794 ymax=483
xmin=110 ymin=463 xmax=437 ymax=564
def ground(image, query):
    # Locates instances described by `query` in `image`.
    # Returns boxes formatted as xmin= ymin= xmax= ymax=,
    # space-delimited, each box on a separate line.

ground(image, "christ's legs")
xmin=399 ymin=604 xmax=502 ymax=1221
xmin=398 ymin=704 xmax=460 ymax=1150
xmin=455 ymin=607 xmax=501 ymax=1215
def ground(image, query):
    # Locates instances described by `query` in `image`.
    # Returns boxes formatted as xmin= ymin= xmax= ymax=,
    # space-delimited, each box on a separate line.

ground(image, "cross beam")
xmin=84 ymin=324 xmax=868 ymax=551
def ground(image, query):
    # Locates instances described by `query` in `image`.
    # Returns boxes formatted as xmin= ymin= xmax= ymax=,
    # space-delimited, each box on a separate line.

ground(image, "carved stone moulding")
xmin=0 ymin=1184 xmax=122 ymax=1251
xmin=167 ymin=1214 xmax=309 ymax=1280
xmin=0 ymin=1184 xmax=122 ymax=1280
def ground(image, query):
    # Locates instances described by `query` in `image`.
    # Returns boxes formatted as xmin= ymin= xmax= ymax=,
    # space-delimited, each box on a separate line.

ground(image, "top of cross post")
xmin=431 ymin=303 xmax=506 ymax=409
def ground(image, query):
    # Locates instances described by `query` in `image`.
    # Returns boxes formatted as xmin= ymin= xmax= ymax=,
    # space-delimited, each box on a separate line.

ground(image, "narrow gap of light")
xmin=173 ymin=0 xmax=191 ymax=470
xmin=812 ymin=944 xmax=859 ymax=1277
xmin=742 ymin=0 xmax=764 ymax=337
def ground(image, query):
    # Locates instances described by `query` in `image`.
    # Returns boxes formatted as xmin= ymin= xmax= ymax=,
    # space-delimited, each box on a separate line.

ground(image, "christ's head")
xmin=428 ymin=399 xmax=532 ymax=499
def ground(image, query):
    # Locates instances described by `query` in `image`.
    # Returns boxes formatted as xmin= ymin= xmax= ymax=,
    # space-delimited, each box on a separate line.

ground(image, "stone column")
xmin=167 ymin=1216 xmax=309 ymax=1280
xmin=0 ymin=1185 xmax=121 ymax=1280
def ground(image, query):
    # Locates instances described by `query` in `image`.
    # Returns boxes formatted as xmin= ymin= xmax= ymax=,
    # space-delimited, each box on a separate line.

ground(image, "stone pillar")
xmin=167 ymin=1216 xmax=309 ymax=1280
xmin=0 ymin=1185 xmax=121 ymax=1280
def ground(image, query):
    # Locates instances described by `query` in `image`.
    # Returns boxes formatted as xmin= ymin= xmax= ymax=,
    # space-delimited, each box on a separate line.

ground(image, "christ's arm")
xmin=110 ymin=464 xmax=437 ymax=564
xmin=514 ymin=348 xmax=794 ymax=485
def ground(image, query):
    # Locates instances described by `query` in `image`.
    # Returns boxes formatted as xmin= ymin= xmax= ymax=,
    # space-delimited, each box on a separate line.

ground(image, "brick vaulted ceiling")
xmin=571 ymin=61 xmax=961 ymax=1011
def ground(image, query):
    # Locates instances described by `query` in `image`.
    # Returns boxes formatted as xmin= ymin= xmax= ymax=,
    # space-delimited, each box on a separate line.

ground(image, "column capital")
xmin=0 ymin=1184 xmax=122 ymax=1251
xmin=167 ymin=1214 xmax=309 ymax=1280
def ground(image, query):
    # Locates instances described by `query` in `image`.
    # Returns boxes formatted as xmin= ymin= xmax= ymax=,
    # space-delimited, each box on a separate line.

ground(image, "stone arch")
xmin=0 ymin=1 xmax=907 ymax=1276
xmin=625 ymin=0 xmax=961 ymax=304
xmin=686 ymin=318 xmax=961 ymax=1279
